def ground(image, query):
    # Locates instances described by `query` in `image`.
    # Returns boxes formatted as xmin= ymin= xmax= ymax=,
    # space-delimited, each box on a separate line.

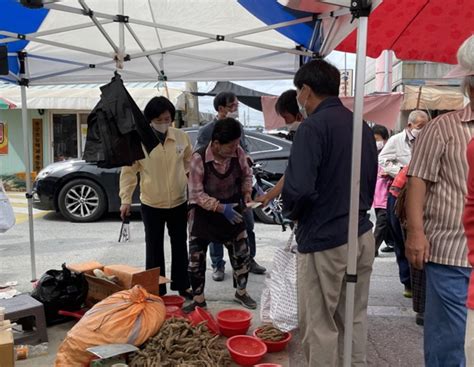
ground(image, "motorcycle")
xmin=252 ymin=163 xmax=293 ymax=232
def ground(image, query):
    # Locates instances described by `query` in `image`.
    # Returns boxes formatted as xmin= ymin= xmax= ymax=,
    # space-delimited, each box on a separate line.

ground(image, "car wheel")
xmin=253 ymin=193 xmax=283 ymax=225
xmin=58 ymin=179 xmax=107 ymax=222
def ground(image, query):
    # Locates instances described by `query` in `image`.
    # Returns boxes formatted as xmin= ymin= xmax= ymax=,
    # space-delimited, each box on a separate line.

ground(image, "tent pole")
xmin=343 ymin=15 xmax=368 ymax=367
xmin=19 ymin=53 xmax=37 ymax=282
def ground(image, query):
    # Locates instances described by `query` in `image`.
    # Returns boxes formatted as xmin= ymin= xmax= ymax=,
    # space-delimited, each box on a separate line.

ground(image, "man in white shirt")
xmin=378 ymin=110 xmax=429 ymax=297
xmin=379 ymin=110 xmax=429 ymax=177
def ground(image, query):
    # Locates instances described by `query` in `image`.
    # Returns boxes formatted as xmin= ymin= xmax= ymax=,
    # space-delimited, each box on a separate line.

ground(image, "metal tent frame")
xmin=2 ymin=1 xmax=372 ymax=365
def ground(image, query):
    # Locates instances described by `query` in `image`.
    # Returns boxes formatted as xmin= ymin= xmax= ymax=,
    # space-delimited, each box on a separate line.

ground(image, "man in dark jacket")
xmin=282 ymin=59 xmax=378 ymax=366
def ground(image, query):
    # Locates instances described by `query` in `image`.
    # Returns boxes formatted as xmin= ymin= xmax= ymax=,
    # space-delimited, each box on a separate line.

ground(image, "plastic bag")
xmin=55 ymin=285 xmax=166 ymax=367
xmin=260 ymin=230 xmax=298 ymax=332
xmin=31 ymin=263 xmax=88 ymax=325
xmin=0 ymin=181 xmax=15 ymax=233
xmin=118 ymin=218 xmax=130 ymax=242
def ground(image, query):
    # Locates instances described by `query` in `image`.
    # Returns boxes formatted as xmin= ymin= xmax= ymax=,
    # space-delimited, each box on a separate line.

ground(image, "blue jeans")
xmin=210 ymin=209 xmax=255 ymax=269
xmin=386 ymin=193 xmax=411 ymax=287
xmin=424 ymin=262 xmax=470 ymax=366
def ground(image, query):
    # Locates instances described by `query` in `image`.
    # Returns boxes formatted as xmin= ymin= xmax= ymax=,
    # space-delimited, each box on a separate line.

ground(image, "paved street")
xmin=0 ymin=210 xmax=423 ymax=366
xmin=6 ymin=191 xmax=47 ymax=225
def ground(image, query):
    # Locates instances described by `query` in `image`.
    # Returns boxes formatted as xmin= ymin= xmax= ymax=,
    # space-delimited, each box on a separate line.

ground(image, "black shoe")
xmin=178 ymin=289 xmax=194 ymax=301
xmin=249 ymin=259 xmax=266 ymax=275
xmin=182 ymin=300 xmax=207 ymax=314
xmin=380 ymin=245 xmax=395 ymax=253
xmin=234 ymin=292 xmax=257 ymax=309
xmin=415 ymin=312 xmax=424 ymax=326
xmin=212 ymin=267 xmax=225 ymax=281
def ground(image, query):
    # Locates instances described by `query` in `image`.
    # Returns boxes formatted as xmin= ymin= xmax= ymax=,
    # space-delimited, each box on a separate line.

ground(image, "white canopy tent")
xmin=1 ymin=1 xmax=376 ymax=365
xmin=2 ymin=0 xmax=315 ymax=84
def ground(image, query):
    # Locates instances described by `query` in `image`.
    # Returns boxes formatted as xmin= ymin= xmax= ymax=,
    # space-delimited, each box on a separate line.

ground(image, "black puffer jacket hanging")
xmin=83 ymin=73 xmax=158 ymax=168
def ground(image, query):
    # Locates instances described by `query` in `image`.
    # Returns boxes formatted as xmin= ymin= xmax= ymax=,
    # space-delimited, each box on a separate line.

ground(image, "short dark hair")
xmin=212 ymin=118 xmax=241 ymax=144
xmin=275 ymin=89 xmax=299 ymax=116
xmin=372 ymin=124 xmax=389 ymax=140
xmin=293 ymin=59 xmax=340 ymax=97
xmin=213 ymin=92 xmax=237 ymax=111
xmin=144 ymin=96 xmax=176 ymax=122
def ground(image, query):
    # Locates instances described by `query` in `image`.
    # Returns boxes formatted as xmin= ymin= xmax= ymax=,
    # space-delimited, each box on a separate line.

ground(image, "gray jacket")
xmin=194 ymin=118 xmax=249 ymax=153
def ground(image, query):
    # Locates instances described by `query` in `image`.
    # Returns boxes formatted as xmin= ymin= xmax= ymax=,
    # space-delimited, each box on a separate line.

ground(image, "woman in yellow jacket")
xmin=119 ymin=96 xmax=193 ymax=297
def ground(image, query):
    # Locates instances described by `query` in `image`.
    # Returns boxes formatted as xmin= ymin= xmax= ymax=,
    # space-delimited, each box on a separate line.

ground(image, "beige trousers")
xmin=466 ymin=309 xmax=474 ymax=365
xmin=297 ymin=230 xmax=375 ymax=367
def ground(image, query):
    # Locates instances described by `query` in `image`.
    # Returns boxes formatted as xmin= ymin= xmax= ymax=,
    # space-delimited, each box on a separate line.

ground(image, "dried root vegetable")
xmin=129 ymin=317 xmax=231 ymax=367
xmin=255 ymin=324 xmax=286 ymax=342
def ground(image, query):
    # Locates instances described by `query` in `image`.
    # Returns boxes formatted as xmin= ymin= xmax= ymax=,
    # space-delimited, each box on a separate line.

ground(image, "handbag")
xmin=260 ymin=229 xmax=298 ymax=332
xmin=0 ymin=181 xmax=15 ymax=233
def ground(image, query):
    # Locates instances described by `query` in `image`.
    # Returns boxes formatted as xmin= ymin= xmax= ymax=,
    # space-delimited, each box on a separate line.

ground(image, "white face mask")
xmin=411 ymin=128 xmax=422 ymax=139
xmin=376 ymin=140 xmax=385 ymax=151
xmin=226 ymin=110 xmax=239 ymax=119
xmin=296 ymin=88 xmax=308 ymax=119
xmin=152 ymin=122 xmax=170 ymax=134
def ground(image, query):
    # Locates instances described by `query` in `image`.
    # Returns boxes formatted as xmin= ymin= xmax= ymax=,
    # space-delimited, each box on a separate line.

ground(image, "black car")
xmin=33 ymin=129 xmax=291 ymax=223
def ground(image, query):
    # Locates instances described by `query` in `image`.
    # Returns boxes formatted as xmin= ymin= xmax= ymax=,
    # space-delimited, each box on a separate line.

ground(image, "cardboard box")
xmin=103 ymin=265 xmax=164 ymax=293
xmin=68 ymin=261 xmax=104 ymax=275
xmin=81 ymin=264 xmax=171 ymax=305
xmin=0 ymin=321 xmax=14 ymax=367
xmin=84 ymin=274 xmax=124 ymax=306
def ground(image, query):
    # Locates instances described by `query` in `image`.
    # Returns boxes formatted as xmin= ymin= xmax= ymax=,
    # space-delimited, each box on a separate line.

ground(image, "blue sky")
xmin=168 ymin=51 xmax=356 ymax=127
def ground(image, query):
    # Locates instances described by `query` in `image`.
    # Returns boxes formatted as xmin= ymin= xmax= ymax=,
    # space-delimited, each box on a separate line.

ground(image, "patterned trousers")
xmin=188 ymin=236 xmax=251 ymax=296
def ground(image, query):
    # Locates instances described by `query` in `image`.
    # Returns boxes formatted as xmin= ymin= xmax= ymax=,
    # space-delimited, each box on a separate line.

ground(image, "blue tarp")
xmin=238 ymin=0 xmax=320 ymax=53
xmin=0 ymin=0 xmax=48 ymax=78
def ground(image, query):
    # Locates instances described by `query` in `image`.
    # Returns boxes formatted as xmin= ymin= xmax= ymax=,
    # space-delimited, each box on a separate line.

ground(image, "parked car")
xmin=33 ymin=129 xmax=291 ymax=223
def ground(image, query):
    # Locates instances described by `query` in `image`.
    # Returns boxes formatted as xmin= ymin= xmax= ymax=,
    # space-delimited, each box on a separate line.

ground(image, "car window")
xmin=247 ymin=136 xmax=283 ymax=154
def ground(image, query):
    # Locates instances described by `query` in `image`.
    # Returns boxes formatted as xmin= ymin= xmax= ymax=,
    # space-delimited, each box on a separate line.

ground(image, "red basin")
xmin=253 ymin=328 xmax=292 ymax=353
xmin=216 ymin=308 xmax=253 ymax=328
xmin=226 ymin=335 xmax=267 ymax=366
xmin=188 ymin=306 xmax=220 ymax=335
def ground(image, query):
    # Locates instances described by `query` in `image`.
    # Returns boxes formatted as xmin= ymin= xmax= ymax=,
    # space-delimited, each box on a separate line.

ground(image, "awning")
xmin=0 ymin=83 xmax=182 ymax=110
xmin=262 ymin=92 xmax=405 ymax=130
xmin=401 ymin=85 xmax=465 ymax=111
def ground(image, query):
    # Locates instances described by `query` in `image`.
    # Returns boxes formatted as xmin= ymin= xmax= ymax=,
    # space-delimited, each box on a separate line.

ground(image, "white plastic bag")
xmin=0 ymin=181 xmax=15 ymax=233
xmin=260 ymin=230 xmax=298 ymax=332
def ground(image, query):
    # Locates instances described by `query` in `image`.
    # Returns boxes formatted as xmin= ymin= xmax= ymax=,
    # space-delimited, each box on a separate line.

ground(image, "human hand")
xmin=222 ymin=203 xmax=243 ymax=224
xmin=255 ymin=194 xmax=271 ymax=207
xmin=120 ymin=204 xmax=131 ymax=221
xmin=405 ymin=229 xmax=430 ymax=270
xmin=244 ymin=193 xmax=252 ymax=204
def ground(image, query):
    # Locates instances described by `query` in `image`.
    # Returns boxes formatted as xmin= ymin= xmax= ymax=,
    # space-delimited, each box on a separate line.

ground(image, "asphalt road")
xmin=0 ymin=211 xmax=424 ymax=366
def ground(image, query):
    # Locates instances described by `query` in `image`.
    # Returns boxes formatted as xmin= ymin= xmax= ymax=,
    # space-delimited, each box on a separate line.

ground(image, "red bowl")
xmin=253 ymin=328 xmax=292 ymax=353
xmin=216 ymin=309 xmax=253 ymax=328
xmin=188 ymin=306 xmax=220 ymax=335
xmin=218 ymin=322 xmax=250 ymax=338
xmin=161 ymin=295 xmax=185 ymax=308
xmin=226 ymin=335 xmax=267 ymax=366
xmin=165 ymin=305 xmax=186 ymax=319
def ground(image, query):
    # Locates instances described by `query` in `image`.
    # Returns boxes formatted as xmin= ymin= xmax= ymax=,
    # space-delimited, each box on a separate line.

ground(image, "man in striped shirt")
xmin=405 ymin=74 xmax=474 ymax=365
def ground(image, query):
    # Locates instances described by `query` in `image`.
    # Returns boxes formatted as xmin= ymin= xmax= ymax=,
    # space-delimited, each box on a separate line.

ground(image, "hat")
xmin=444 ymin=35 xmax=474 ymax=78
